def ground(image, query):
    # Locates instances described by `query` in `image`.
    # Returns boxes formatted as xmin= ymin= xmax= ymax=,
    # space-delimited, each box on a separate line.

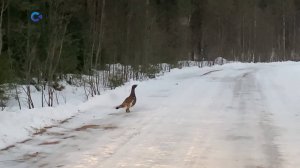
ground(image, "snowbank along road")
xmin=1 ymin=62 xmax=300 ymax=168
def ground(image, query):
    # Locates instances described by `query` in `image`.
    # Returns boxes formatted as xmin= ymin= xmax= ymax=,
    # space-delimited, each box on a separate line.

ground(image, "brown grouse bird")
xmin=115 ymin=85 xmax=137 ymax=112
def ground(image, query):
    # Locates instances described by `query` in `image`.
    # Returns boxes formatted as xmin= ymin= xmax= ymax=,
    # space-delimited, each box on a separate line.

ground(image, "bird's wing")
xmin=132 ymin=97 xmax=136 ymax=106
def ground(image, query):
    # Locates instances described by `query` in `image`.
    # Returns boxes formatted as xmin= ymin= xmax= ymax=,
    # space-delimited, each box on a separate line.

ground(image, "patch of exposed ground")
xmin=0 ymin=144 xmax=15 ymax=151
xmin=200 ymin=69 xmax=222 ymax=76
xmin=22 ymin=152 xmax=40 ymax=160
xmin=39 ymin=141 xmax=60 ymax=145
xmin=33 ymin=128 xmax=47 ymax=135
xmin=75 ymin=124 xmax=101 ymax=131
xmin=102 ymin=125 xmax=118 ymax=130
xmin=46 ymin=132 xmax=65 ymax=136
xmin=62 ymin=135 xmax=76 ymax=139
xmin=39 ymin=163 xmax=49 ymax=167
xmin=75 ymin=124 xmax=118 ymax=131
xmin=18 ymin=139 xmax=32 ymax=144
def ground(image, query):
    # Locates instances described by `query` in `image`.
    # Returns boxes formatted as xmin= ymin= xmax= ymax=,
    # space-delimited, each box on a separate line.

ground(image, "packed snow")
xmin=0 ymin=62 xmax=300 ymax=168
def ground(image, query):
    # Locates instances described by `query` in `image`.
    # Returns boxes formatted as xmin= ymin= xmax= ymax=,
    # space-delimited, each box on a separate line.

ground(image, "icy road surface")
xmin=1 ymin=62 xmax=300 ymax=168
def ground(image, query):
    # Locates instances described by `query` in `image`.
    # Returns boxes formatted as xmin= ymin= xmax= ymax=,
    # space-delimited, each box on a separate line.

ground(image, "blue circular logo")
xmin=31 ymin=12 xmax=43 ymax=22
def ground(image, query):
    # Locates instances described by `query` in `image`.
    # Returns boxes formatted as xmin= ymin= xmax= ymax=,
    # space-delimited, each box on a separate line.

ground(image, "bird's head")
xmin=132 ymin=84 xmax=138 ymax=89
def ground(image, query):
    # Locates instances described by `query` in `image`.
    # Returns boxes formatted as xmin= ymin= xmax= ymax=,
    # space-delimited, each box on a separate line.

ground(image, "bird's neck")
xmin=130 ymin=88 xmax=136 ymax=97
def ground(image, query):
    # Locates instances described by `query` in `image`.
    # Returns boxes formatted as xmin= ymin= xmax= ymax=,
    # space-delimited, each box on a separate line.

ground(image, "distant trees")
xmin=196 ymin=0 xmax=300 ymax=62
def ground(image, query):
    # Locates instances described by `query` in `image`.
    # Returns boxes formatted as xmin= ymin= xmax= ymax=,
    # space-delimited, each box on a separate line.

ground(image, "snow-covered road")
xmin=1 ymin=62 xmax=300 ymax=168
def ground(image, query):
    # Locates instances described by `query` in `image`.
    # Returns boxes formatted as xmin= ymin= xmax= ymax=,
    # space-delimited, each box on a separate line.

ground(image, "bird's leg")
xmin=126 ymin=108 xmax=130 ymax=113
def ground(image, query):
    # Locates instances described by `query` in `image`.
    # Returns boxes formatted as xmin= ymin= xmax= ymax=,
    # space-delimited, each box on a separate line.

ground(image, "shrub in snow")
xmin=52 ymin=82 xmax=65 ymax=91
xmin=140 ymin=65 xmax=161 ymax=79
xmin=109 ymin=76 xmax=124 ymax=89
xmin=0 ymin=87 xmax=8 ymax=111
xmin=214 ymin=57 xmax=227 ymax=65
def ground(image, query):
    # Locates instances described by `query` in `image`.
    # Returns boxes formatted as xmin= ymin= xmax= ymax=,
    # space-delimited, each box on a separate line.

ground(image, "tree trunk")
xmin=0 ymin=0 xmax=8 ymax=56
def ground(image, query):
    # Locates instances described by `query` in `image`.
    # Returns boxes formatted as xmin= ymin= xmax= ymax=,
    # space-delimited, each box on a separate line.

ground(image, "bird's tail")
xmin=115 ymin=104 xmax=124 ymax=109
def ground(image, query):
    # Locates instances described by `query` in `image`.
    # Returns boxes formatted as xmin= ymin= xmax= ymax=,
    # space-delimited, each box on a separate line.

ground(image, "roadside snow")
xmin=0 ymin=105 xmax=78 ymax=149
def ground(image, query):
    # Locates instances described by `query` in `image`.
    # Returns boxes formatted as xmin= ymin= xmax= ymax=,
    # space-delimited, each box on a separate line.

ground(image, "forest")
xmin=0 ymin=0 xmax=300 ymax=109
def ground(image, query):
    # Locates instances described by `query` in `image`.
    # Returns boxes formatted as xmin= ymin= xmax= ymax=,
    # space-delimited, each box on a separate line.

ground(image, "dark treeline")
xmin=1 ymin=0 xmax=300 ymax=83
xmin=0 ymin=0 xmax=300 ymax=108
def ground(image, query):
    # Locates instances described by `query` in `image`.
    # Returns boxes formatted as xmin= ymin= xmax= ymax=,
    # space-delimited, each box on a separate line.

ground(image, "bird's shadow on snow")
xmin=109 ymin=106 xmax=153 ymax=116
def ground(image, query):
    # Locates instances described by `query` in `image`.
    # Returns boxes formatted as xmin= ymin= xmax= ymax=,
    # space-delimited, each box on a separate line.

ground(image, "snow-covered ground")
xmin=0 ymin=82 xmax=87 ymax=150
xmin=0 ymin=62 xmax=300 ymax=168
